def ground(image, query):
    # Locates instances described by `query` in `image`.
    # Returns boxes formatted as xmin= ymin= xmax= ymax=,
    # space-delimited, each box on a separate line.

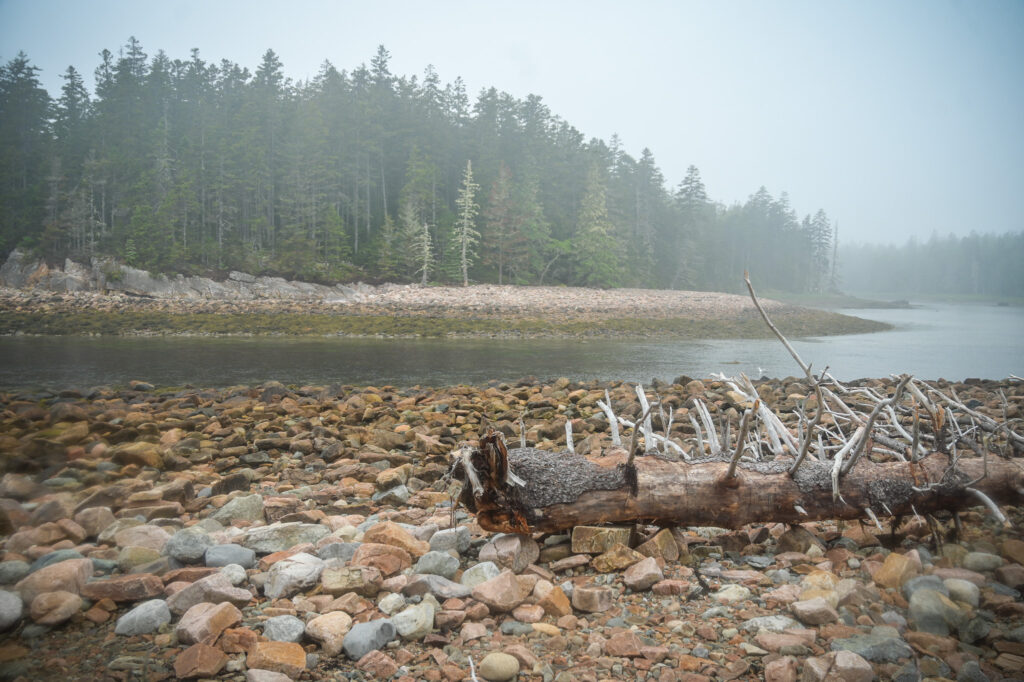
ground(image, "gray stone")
xmin=165 ymin=573 xmax=252 ymax=614
xmin=318 ymin=542 xmax=358 ymax=562
xmin=956 ymin=660 xmax=991 ymax=682
xmin=739 ymin=615 xmax=800 ymax=632
xmin=402 ymin=574 xmax=471 ymax=600
xmin=372 ymin=485 xmax=409 ymax=505
xmin=744 ymin=555 xmax=773 ymax=569
xmin=164 ymin=527 xmax=214 ymax=564
xmin=342 ymin=618 xmax=397 ymax=660
xmin=240 ymin=522 xmax=329 ymax=555
xmin=29 ymin=550 xmax=85 ymax=574
xmin=429 ymin=527 xmax=471 ymax=555
xmin=114 ymin=599 xmax=171 ymax=636
xmin=962 ymin=552 xmax=1002 ymax=572
xmin=892 ymin=662 xmax=921 ymax=682
xmin=263 ymin=552 xmax=324 ymax=599
xmin=210 ymin=494 xmax=264 ymax=525
xmin=909 ymin=588 xmax=967 ymax=636
xmin=219 ymin=563 xmax=248 ymax=586
xmin=1005 ymin=625 xmax=1024 ymax=643
xmin=262 ymin=615 xmax=306 ymax=643
xmin=413 ymin=551 xmax=459 ymax=580
xmin=830 ymin=625 xmax=913 ymax=662
xmin=958 ymin=616 xmax=990 ymax=644
xmin=881 ymin=610 xmax=908 ymax=632
xmin=943 ymin=578 xmax=980 ymax=607
xmin=0 ymin=589 xmax=24 ymax=631
xmin=901 ymin=574 xmax=948 ymax=601
xmin=377 ymin=593 xmax=405 ymax=615
xmin=499 ymin=620 xmax=533 ymax=636
xmin=391 ymin=602 xmax=433 ymax=640
xmin=205 ymin=543 xmax=256 ymax=569
xmin=0 ymin=560 xmax=31 ymax=585
xmin=460 ymin=561 xmax=500 ymax=588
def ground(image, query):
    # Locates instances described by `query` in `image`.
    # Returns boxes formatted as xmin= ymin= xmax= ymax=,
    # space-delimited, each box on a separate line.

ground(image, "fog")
xmin=3 ymin=0 xmax=1023 ymax=248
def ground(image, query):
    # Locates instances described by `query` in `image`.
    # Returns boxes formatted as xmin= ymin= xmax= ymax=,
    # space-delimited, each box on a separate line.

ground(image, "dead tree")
xmin=448 ymin=274 xmax=1024 ymax=534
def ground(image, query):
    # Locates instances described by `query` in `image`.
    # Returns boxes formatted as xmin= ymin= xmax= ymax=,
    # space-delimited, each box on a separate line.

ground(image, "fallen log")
xmin=448 ymin=274 xmax=1024 ymax=534
xmin=454 ymin=441 xmax=1024 ymax=534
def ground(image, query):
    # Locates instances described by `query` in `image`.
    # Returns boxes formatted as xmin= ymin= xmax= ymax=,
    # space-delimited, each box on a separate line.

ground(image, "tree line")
xmin=3 ymin=39 xmax=845 ymax=292
xmin=840 ymin=232 xmax=1024 ymax=299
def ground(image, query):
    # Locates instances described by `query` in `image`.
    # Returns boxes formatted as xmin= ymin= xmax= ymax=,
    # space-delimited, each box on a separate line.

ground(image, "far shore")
xmin=0 ymin=285 xmax=890 ymax=339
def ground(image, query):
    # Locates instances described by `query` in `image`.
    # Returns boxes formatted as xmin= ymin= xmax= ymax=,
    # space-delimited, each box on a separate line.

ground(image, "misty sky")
xmin=2 ymin=0 xmax=1022 ymax=245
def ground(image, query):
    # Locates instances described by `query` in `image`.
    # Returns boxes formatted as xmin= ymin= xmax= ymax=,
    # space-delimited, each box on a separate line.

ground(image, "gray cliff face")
xmin=0 ymin=249 xmax=376 ymax=302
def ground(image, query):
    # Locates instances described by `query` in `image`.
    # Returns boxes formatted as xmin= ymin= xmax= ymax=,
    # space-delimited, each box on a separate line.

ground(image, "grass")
xmin=0 ymin=308 xmax=889 ymax=339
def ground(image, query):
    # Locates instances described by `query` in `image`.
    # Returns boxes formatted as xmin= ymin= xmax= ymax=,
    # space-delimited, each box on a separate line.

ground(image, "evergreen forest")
xmin=1 ymin=40 xmax=1019 ymax=297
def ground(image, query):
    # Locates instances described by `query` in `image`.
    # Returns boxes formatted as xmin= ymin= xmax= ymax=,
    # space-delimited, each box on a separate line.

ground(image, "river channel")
xmin=0 ymin=303 xmax=1020 ymax=390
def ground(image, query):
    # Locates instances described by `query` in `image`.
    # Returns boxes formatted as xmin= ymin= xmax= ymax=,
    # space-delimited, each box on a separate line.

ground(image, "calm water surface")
xmin=0 ymin=303 xmax=1021 ymax=390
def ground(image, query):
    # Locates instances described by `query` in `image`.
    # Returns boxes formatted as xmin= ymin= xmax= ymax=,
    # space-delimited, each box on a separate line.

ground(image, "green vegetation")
xmin=2 ymin=41 xmax=846 ymax=294
xmin=0 ymin=308 xmax=888 ymax=339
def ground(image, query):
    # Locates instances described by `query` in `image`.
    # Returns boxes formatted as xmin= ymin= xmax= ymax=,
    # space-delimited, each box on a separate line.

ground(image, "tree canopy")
xmin=2 ymin=40 xmax=981 ymax=295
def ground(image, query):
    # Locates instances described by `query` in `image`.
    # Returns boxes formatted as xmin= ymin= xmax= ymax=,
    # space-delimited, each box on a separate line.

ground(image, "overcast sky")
xmin=2 ymin=0 xmax=1022 ymax=245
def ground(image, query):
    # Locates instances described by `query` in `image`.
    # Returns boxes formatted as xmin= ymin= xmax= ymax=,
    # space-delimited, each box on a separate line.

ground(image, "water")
xmin=0 ymin=303 xmax=1020 ymax=390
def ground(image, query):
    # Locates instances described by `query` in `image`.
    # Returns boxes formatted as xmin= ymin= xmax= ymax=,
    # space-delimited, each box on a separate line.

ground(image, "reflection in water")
xmin=0 ymin=303 xmax=1021 ymax=390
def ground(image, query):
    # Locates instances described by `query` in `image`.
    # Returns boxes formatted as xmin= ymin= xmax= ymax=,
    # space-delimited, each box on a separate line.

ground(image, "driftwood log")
xmin=452 ymin=439 xmax=1024 ymax=533
xmin=447 ymin=274 xmax=1024 ymax=535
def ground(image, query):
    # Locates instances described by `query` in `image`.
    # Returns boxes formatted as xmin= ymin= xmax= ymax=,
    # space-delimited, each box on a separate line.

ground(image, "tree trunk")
xmin=454 ymin=442 xmax=1024 ymax=534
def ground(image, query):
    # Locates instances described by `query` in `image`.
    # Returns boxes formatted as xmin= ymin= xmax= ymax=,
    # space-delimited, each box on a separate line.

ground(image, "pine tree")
xmin=453 ymin=159 xmax=479 ymax=286
xmin=572 ymin=165 xmax=623 ymax=288
xmin=400 ymin=197 xmax=432 ymax=284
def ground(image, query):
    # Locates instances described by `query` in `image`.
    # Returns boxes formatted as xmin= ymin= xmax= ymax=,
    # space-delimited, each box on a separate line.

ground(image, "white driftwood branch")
xmin=597 ymin=390 xmax=622 ymax=447
xmin=966 ymin=487 xmax=1011 ymax=527
xmin=635 ymin=384 xmax=655 ymax=452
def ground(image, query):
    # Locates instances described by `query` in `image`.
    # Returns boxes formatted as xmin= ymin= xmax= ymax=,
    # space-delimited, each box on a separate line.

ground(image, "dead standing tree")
xmin=448 ymin=274 xmax=1024 ymax=534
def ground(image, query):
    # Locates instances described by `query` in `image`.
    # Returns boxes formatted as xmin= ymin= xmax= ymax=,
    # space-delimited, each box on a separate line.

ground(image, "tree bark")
xmin=456 ymin=444 xmax=1024 ymax=534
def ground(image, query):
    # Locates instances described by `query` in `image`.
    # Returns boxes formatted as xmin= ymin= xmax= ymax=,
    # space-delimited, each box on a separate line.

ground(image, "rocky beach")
xmin=0 ymin=375 xmax=1022 ymax=682
xmin=0 ymin=250 xmax=887 ymax=338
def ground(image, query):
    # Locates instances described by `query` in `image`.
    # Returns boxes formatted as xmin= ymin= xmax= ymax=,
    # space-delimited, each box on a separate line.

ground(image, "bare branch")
xmin=966 ymin=487 xmax=1011 ymax=527
xmin=726 ymin=403 xmax=758 ymax=478
xmin=596 ymin=390 xmax=622 ymax=447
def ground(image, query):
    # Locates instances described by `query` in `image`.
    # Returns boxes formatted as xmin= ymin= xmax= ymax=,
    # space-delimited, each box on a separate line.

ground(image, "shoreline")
xmin=0 ymin=286 xmax=890 ymax=339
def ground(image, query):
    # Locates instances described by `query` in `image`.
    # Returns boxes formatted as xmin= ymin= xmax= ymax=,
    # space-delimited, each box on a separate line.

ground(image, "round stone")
xmin=478 ymin=652 xmax=520 ymax=681
xmin=164 ymin=528 xmax=214 ymax=563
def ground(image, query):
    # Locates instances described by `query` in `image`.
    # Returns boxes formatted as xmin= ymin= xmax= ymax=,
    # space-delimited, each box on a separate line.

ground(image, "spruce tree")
xmin=453 ymin=159 xmax=479 ymax=286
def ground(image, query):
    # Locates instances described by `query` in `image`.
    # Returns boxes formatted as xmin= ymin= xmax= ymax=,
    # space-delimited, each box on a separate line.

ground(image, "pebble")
xmin=262 ymin=615 xmax=307 ymax=642
xmin=962 ymin=551 xmax=1003 ymax=572
xmin=413 ymin=550 xmax=460 ymax=579
xmin=391 ymin=602 xmax=434 ymax=640
xmin=164 ymin=527 xmax=214 ymax=564
xmin=0 ymin=375 xmax=1018 ymax=682
xmin=830 ymin=626 xmax=914 ymax=662
xmin=713 ymin=584 xmax=751 ymax=603
xmin=478 ymin=652 xmax=520 ymax=681
xmin=263 ymin=552 xmax=325 ymax=599
xmin=114 ymin=599 xmax=171 ymax=635
xmin=0 ymin=589 xmax=24 ymax=630
xmin=908 ymin=588 xmax=967 ymax=636
xmin=343 ymin=618 xmax=397 ymax=660
xmin=205 ymin=543 xmax=256 ymax=569
xmin=304 ymin=611 xmax=353 ymax=656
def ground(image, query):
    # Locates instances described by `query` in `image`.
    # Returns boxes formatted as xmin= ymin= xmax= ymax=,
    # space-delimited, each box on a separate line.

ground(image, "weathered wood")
xmin=457 ymin=445 xmax=1024 ymax=533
